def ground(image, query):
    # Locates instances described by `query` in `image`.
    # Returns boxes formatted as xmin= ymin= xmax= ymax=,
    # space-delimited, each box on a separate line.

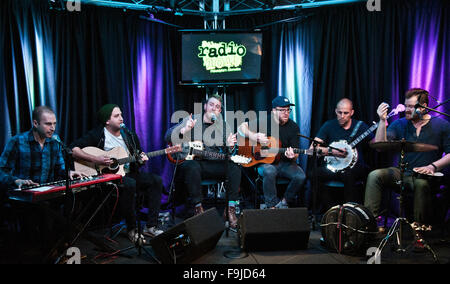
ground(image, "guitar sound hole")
xmin=109 ymin=159 xmax=119 ymax=171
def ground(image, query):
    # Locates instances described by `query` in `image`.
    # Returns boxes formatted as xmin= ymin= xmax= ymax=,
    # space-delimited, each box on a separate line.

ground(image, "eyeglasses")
xmin=276 ymin=108 xmax=291 ymax=114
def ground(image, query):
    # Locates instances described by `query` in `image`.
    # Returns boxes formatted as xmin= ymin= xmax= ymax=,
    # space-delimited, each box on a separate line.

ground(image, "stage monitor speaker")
xmin=239 ymin=208 xmax=310 ymax=251
xmin=150 ymin=207 xmax=225 ymax=264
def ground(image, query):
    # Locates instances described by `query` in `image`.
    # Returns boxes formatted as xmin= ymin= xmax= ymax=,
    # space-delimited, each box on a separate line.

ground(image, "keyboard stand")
xmin=44 ymin=182 xmax=118 ymax=264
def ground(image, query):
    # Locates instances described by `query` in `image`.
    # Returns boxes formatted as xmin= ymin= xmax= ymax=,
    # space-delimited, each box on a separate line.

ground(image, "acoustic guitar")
xmin=237 ymin=136 xmax=313 ymax=167
xmin=74 ymin=145 xmax=181 ymax=176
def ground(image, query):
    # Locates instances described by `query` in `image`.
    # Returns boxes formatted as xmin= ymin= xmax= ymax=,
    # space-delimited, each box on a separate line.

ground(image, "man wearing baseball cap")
xmin=239 ymin=96 xmax=306 ymax=209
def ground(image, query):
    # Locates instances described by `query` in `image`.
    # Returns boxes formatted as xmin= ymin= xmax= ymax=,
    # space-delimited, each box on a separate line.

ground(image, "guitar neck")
xmin=267 ymin=148 xmax=309 ymax=154
xmin=117 ymin=149 xmax=167 ymax=164
xmin=192 ymin=148 xmax=227 ymax=160
xmin=349 ymin=123 xmax=378 ymax=148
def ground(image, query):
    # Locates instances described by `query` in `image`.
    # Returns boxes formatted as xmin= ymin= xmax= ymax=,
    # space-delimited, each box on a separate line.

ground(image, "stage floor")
xmin=71 ymin=213 xmax=450 ymax=265
xmin=1 ymin=207 xmax=449 ymax=265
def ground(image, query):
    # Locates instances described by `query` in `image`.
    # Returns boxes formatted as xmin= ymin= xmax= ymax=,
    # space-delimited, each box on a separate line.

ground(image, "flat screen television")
xmin=180 ymin=30 xmax=263 ymax=85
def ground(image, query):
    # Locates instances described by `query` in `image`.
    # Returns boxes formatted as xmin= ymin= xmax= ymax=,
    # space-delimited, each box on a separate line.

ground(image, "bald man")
xmin=311 ymin=98 xmax=374 ymax=211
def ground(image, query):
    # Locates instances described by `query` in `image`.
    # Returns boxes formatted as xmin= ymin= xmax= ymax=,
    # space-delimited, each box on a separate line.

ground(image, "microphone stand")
xmin=297 ymin=134 xmax=327 ymax=230
xmin=55 ymin=138 xmax=75 ymax=220
xmin=220 ymin=117 xmax=248 ymax=260
xmin=416 ymin=102 xmax=450 ymax=118
xmin=112 ymin=127 xmax=159 ymax=263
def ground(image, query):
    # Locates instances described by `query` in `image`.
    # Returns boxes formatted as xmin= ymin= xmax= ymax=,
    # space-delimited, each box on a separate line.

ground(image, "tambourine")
xmin=412 ymin=168 xmax=444 ymax=180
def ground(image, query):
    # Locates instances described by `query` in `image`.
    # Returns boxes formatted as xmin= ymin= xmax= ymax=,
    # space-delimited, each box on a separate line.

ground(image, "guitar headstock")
xmin=230 ymin=155 xmax=252 ymax=165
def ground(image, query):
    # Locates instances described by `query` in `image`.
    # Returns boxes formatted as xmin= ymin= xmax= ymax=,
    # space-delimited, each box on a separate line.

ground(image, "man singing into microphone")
xmin=71 ymin=104 xmax=164 ymax=244
xmin=164 ymin=95 xmax=241 ymax=229
xmin=364 ymin=88 xmax=450 ymax=245
xmin=0 ymin=106 xmax=84 ymax=189
xmin=0 ymin=106 xmax=85 ymax=253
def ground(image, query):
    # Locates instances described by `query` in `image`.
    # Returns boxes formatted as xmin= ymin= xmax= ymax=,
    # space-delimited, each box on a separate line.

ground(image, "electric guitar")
xmin=166 ymin=141 xmax=252 ymax=165
xmin=237 ymin=136 xmax=313 ymax=168
xmin=74 ymin=145 xmax=182 ymax=176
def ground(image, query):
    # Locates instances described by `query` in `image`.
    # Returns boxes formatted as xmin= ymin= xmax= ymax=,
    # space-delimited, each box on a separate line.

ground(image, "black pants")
xmin=178 ymin=160 xmax=241 ymax=206
xmin=316 ymin=163 xmax=367 ymax=211
xmin=120 ymin=171 xmax=163 ymax=230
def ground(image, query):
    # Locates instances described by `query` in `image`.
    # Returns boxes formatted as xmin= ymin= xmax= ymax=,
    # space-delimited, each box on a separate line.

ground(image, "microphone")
xmin=52 ymin=135 xmax=72 ymax=154
xmin=414 ymin=102 xmax=423 ymax=118
xmin=52 ymin=134 xmax=63 ymax=145
xmin=120 ymin=123 xmax=132 ymax=133
xmin=387 ymin=104 xmax=406 ymax=117
xmin=211 ymin=113 xmax=217 ymax=123
xmin=414 ymin=94 xmax=424 ymax=118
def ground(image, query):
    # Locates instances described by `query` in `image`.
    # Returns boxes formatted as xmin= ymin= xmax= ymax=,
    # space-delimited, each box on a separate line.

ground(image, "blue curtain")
xmin=274 ymin=0 xmax=449 ymax=171
xmin=0 ymin=0 xmax=175 ymax=188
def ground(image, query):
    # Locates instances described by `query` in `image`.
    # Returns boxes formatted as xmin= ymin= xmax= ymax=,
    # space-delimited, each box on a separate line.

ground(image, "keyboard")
xmin=8 ymin=174 xmax=122 ymax=203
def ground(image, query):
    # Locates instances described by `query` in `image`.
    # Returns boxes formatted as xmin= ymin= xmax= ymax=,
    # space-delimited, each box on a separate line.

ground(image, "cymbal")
xmin=370 ymin=141 xmax=438 ymax=152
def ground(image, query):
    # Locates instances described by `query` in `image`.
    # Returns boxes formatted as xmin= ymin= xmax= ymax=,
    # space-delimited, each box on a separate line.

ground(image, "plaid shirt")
xmin=0 ymin=129 xmax=66 ymax=189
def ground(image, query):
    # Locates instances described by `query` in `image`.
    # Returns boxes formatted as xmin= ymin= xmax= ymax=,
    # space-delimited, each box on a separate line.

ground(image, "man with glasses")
xmin=311 ymin=98 xmax=373 ymax=210
xmin=238 ymin=96 xmax=306 ymax=209
xmin=364 ymin=89 xmax=450 ymax=242
xmin=165 ymin=95 xmax=241 ymax=229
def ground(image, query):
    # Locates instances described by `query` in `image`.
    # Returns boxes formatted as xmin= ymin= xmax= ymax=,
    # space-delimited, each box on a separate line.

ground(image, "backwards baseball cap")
xmin=97 ymin=103 xmax=119 ymax=125
xmin=272 ymin=96 xmax=295 ymax=108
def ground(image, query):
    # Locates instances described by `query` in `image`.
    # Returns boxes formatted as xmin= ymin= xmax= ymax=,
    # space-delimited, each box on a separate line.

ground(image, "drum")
xmin=321 ymin=202 xmax=377 ymax=255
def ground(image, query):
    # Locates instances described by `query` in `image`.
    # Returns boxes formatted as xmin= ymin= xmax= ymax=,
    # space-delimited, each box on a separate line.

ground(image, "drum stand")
xmin=375 ymin=140 xmax=438 ymax=263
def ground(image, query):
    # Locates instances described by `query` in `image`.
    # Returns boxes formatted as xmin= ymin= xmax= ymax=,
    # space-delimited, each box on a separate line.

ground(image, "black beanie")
xmin=97 ymin=104 xmax=119 ymax=125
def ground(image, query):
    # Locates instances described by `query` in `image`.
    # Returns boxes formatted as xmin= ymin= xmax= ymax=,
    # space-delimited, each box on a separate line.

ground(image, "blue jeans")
xmin=259 ymin=161 xmax=306 ymax=208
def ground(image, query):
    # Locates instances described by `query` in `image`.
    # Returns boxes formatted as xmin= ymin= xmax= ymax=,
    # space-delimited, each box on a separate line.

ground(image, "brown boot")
xmin=224 ymin=206 xmax=238 ymax=229
xmin=194 ymin=204 xmax=204 ymax=216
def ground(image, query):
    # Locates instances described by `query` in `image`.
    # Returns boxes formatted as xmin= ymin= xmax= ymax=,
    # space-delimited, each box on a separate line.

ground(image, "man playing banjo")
xmin=311 ymin=98 xmax=374 ymax=211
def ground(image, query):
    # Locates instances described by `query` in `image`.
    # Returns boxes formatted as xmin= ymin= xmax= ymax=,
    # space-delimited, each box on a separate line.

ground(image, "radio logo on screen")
xmin=197 ymin=41 xmax=247 ymax=73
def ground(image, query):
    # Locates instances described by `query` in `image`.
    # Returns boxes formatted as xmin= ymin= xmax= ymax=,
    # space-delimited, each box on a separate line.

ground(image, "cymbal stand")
xmin=375 ymin=140 xmax=438 ymax=263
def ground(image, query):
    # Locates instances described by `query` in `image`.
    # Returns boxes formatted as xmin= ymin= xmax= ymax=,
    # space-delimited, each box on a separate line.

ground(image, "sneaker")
xmin=194 ymin=204 xmax=205 ymax=216
xmin=143 ymin=226 xmax=164 ymax=237
xmin=127 ymin=229 xmax=146 ymax=245
xmin=274 ymin=200 xmax=289 ymax=209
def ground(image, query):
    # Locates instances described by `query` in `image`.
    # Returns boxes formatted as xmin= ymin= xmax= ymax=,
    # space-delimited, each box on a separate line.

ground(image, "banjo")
xmin=325 ymin=104 xmax=405 ymax=173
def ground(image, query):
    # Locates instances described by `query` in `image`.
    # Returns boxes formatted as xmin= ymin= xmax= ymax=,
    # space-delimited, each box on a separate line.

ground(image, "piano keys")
xmin=8 ymin=174 xmax=122 ymax=203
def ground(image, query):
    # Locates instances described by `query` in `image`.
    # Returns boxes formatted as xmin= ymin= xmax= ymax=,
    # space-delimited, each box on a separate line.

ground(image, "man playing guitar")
xmin=164 ymin=95 xmax=241 ymax=229
xmin=70 ymin=104 xmax=164 ymax=243
xmin=238 ymin=96 xmax=306 ymax=209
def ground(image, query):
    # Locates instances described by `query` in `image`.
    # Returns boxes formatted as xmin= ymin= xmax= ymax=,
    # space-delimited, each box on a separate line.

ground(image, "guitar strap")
xmin=348 ymin=121 xmax=363 ymax=143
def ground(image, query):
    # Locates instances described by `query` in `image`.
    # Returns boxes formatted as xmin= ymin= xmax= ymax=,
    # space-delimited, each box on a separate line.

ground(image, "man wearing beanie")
xmin=70 ymin=104 xmax=164 ymax=244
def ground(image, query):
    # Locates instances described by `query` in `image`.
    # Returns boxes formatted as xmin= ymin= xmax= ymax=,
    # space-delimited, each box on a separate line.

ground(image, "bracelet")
xmin=430 ymin=163 xmax=437 ymax=171
xmin=328 ymin=147 xmax=332 ymax=155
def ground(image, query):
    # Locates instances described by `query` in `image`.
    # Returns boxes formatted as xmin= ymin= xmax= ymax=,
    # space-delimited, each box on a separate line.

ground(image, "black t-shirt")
xmin=316 ymin=119 xmax=374 ymax=166
xmin=165 ymin=114 xmax=232 ymax=154
xmin=249 ymin=114 xmax=300 ymax=162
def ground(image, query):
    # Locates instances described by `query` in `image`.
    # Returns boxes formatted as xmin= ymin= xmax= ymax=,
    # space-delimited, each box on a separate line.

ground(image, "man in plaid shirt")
xmin=0 ymin=106 xmax=84 ymax=190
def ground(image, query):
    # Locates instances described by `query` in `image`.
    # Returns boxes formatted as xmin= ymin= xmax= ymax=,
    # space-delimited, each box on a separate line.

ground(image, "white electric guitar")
xmin=325 ymin=104 xmax=405 ymax=173
xmin=167 ymin=141 xmax=252 ymax=165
